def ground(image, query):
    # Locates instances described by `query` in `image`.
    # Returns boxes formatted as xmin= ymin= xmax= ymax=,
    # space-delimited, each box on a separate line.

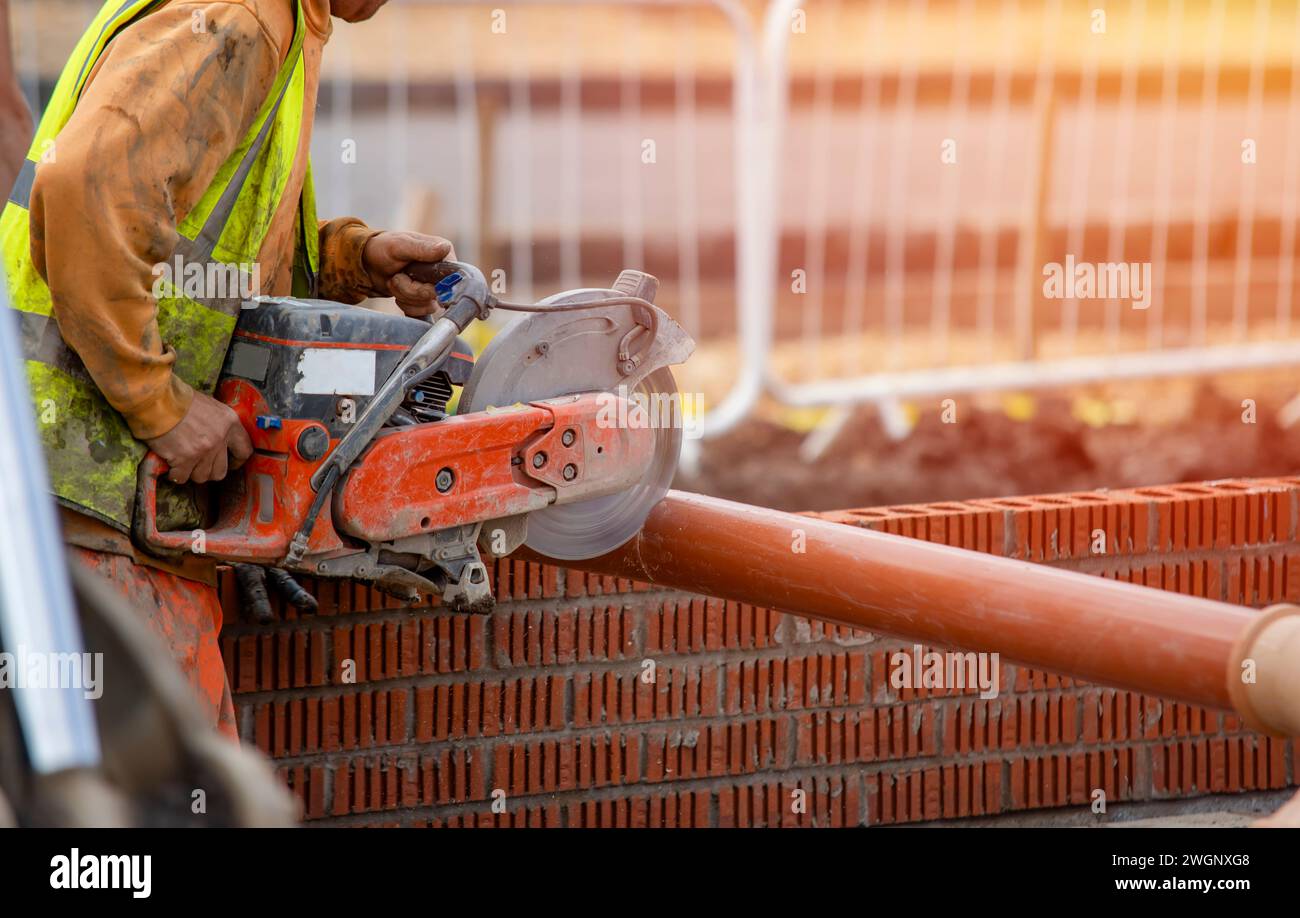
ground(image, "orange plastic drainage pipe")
xmin=567 ymin=491 xmax=1300 ymax=736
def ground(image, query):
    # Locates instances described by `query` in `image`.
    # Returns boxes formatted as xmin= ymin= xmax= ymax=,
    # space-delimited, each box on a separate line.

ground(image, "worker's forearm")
xmin=28 ymin=3 xmax=284 ymax=439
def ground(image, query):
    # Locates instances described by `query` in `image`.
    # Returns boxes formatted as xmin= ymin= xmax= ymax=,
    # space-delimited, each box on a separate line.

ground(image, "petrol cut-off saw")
xmin=134 ymin=262 xmax=694 ymax=613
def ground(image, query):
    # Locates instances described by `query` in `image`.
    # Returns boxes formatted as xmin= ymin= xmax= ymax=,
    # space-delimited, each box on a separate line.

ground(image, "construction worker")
xmin=2 ymin=0 xmax=451 ymax=740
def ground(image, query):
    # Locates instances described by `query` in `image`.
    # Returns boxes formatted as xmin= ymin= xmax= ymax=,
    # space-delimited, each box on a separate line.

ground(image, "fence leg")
xmin=476 ymin=90 xmax=500 ymax=277
xmin=1016 ymin=86 xmax=1057 ymax=363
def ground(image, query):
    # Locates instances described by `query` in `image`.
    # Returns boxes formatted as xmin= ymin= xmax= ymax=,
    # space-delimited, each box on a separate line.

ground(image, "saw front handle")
xmin=405 ymin=260 xmax=481 ymax=303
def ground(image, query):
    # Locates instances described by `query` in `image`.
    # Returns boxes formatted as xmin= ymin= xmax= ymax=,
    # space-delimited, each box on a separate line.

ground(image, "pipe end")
xmin=1228 ymin=603 xmax=1300 ymax=737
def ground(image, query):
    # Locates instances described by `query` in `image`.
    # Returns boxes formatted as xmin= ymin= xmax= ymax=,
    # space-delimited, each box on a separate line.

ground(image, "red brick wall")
xmin=219 ymin=478 xmax=1300 ymax=826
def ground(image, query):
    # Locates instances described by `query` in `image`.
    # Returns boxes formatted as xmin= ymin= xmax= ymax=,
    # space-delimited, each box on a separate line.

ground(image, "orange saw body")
xmin=135 ymin=264 xmax=694 ymax=612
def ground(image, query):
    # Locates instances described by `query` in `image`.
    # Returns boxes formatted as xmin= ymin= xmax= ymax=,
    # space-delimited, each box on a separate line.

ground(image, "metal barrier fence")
xmin=755 ymin=0 xmax=1300 ymax=415
xmin=11 ymin=0 xmax=1300 ymax=438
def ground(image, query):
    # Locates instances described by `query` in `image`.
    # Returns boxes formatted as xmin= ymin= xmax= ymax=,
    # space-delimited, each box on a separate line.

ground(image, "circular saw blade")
xmin=460 ymin=290 xmax=683 ymax=560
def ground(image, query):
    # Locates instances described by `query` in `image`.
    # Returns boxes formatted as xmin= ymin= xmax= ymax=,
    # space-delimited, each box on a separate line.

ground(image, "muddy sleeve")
xmin=27 ymin=3 xmax=286 ymax=440
xmin=317 ymin=216 xmax=385 ymax=304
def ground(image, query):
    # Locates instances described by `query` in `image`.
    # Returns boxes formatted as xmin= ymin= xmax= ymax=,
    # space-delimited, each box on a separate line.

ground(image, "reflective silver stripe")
xmin=168 ymin=236 xmax=259 ymax=317
xmin=16 ymin=309 xmax=92 ymax=383
xmin=17 ymin=308 xmax=50 ymax=357
xmin=8 ymin=158 xmax=35 ymax=208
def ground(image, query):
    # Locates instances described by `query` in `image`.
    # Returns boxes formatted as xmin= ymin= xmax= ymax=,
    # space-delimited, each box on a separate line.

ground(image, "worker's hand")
xmin=361 ymin=231 xmax=457 ymax=318
xmin=145 ymin=392 xmax=253 ymax=485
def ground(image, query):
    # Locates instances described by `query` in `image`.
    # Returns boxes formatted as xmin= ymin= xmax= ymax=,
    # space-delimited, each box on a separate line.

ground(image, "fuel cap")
xmin=296 ymin=425 xmax=330 ymax=462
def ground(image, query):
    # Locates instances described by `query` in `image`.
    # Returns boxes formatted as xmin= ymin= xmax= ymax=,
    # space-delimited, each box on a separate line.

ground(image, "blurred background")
xmin=13 ymin=0 xmax=1300 ymax=512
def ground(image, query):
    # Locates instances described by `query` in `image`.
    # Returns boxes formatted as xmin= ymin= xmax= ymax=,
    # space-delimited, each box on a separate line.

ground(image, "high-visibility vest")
xmin=2 ymin=0 xmax=319 ymax=533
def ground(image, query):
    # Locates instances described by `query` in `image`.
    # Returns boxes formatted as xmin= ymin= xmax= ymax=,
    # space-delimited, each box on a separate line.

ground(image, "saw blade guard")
xmin=459 ymin=275 xmax=695 ymax=560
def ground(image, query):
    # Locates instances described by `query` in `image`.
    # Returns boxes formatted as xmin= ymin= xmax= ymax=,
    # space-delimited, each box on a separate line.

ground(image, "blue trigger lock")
xmin=435 ymin=272 xmax=464 ymax=304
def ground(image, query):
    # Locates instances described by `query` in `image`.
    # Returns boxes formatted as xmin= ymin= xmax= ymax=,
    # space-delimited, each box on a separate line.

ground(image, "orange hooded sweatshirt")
xmin=27 ymin=0 xmax=390 ymax=573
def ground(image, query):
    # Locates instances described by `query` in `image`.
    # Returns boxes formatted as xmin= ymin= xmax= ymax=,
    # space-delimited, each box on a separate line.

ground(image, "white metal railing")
xmin=752 ymin=0 xmax=1300 ymax=421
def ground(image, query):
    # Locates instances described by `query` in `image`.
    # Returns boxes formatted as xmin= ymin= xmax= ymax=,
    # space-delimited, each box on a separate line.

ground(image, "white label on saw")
xmin=294 ymin=348 xmax=376 ymax=396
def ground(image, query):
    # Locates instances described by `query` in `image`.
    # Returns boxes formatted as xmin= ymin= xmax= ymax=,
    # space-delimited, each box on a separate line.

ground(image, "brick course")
xmin=219 ymin=477 xmax=1300 ymax=826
